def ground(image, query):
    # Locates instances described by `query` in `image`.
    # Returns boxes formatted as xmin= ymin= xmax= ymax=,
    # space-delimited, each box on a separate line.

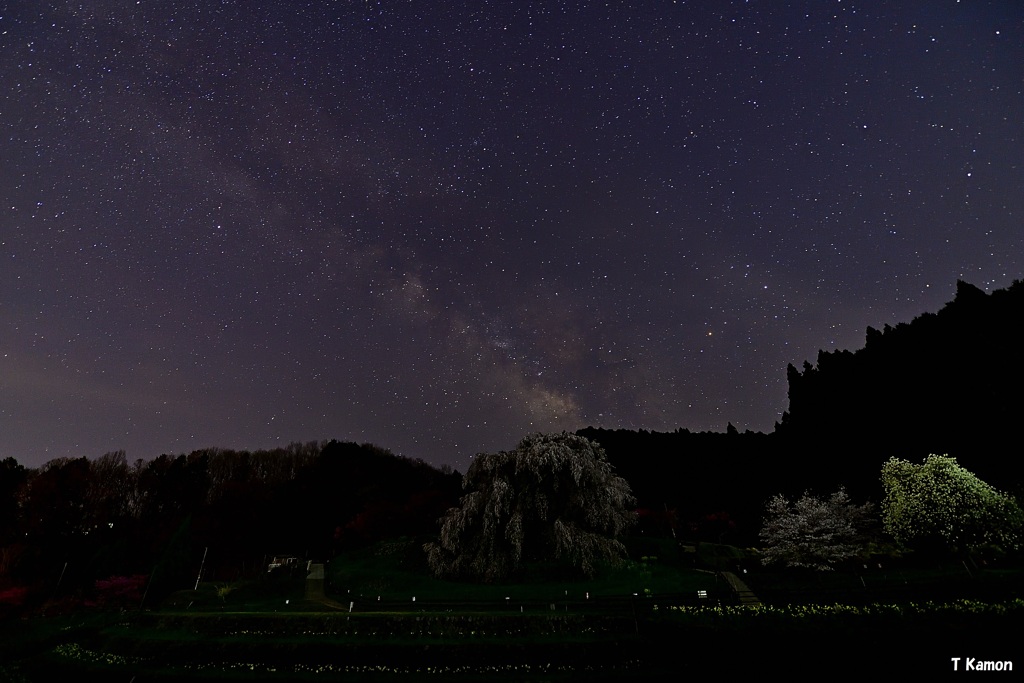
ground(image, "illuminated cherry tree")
xmin=759 ymin=489 xmax=874 ymax=570
xmin=424 ymin=433 xmax=635 ymax=582
xmin=881 ymin=454 xmax=1022 ymax=555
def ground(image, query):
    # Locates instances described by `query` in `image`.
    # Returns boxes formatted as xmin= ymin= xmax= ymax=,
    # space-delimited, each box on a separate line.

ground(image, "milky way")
xmin=2 ymin=1 xmax=1021 ymax=470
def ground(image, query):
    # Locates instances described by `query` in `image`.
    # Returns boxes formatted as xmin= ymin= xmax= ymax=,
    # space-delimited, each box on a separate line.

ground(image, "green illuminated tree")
xmin=759 ymin=489 xmax=874 ymax=570
xmin=424 ymin=433 xmax=636 ymax=582
xmin=881 ymin=454 xmax=1023 ymax=555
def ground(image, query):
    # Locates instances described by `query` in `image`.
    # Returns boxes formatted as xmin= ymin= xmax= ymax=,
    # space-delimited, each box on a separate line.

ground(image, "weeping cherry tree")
xmin=424 ymin=433 xmax=636 ymax=582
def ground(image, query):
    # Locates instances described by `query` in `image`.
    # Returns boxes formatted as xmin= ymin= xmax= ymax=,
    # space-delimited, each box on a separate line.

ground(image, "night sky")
xmin=2 ymin=1 xmax=1021 ymax=471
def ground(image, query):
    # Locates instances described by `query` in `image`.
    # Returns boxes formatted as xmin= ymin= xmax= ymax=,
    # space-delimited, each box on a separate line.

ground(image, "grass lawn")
xmin=322 ymin=536 xmax=720 ymax=608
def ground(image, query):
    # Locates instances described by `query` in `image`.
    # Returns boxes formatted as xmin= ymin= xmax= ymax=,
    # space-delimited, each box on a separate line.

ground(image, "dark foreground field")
xmin=2 ymin=543 xmax=1022 ymax=680
xmin=2 ymin=599 xmax=1021 ymax=681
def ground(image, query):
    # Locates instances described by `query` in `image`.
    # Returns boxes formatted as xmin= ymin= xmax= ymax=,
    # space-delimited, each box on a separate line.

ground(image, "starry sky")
xmin=2 ymin=1 xmax=1021 ymax=471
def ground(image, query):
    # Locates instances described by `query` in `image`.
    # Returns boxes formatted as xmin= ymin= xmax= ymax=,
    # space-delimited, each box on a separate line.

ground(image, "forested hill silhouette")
xmin=579 ymin=279 xmax=1023 ymax=542
xmin=0 ymin=441 xmax=463 ymax=596
xmin=778 ymin=279 xmax=1023 ymax=493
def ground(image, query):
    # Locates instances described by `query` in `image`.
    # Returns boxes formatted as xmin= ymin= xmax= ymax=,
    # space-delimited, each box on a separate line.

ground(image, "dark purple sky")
xmin=2 ymin=1 xmax=1021 ymax=471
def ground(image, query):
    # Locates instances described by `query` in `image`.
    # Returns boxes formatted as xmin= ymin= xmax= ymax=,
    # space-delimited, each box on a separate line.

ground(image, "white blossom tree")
xmin=424 ymin=433 xmax=636 ymax=582
xmin=881 ymin=454 xmax=1023 ymax=555
xmin=759 ymin=489 xmax=874 ymax=570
